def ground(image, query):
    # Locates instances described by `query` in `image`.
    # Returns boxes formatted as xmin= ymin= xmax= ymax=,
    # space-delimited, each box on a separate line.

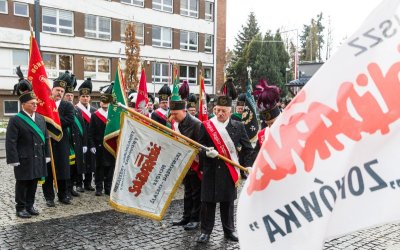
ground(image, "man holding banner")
xmin=42 ymin=73 xmax=75 ymax=207
xmin=169 ymin=88 xmax=202 ymax=230
xmin=196 ymin=95 xmax=254 ymax=243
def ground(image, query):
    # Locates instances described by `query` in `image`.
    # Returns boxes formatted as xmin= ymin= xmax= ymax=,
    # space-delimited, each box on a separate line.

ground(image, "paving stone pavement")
xmin=1 ymin=155 xmax=400 ymax=249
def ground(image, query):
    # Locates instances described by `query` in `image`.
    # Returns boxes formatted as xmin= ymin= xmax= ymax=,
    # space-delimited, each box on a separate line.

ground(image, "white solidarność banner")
xmin=238 ymin=0 xmax=400 ymax=249
xmin=110 ymin=113 xmax=197 ymax=220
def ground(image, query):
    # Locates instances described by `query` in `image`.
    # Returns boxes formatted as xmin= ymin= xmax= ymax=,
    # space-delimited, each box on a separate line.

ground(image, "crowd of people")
xmin=6 ymin=69 xmax=284 ymax=244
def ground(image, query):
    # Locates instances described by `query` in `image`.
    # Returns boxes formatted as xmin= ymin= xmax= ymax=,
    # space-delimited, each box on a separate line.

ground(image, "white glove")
xmin=46 ymin=157 xmax=51 ymax=163
xmin=83 ymin=146 xmax=88 ymax=154
xmin=246 ymin=167 xmax=252 ymax=175
xmin=206 ymin=148 xmax=218 ymax=158
xmin=90 ymin=147 xmax=96 ymax=154
xmin=9 ymin=162 xmax=20 ymax=167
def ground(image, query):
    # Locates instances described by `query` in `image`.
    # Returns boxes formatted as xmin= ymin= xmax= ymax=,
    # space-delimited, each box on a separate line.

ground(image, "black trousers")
xmin=42 ymin=163 xmax=68 ymax=200
xmin=68 ymin=164 xmax=79 ymax=193
xmin=95 ymin=164 xmax=114 ymax=192
xmin=15 ymin=179 xmax=38 ymax=212
xmin=183 ymin=171 xmax=201 ymax=222
xmin=200 ymin=201 xmax=235 ymax=234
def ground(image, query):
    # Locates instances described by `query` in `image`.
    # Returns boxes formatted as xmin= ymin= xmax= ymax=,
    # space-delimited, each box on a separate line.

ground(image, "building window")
xmin=121 ymin=0 xmax=144 ymax=7
xmin=12 ymin=50 xmax=28 ymax=75
xmin=42 ymin=8 xmax=73 ymax=35
xmin=180 ymin=31 xmax=198 ymax=51
xmin=152 ymin=26 xmax=172 ymax=48
xmin=205 ymin=1 xmax=213 ymax=21
xmin=203 ymin=67 xmax=213 ymax=85
xmin=85 ymin=15 xmax=111 ymax=40
xmin=0 ymin=0 xmax=7 ymax=14
xmin=204 ymin=34 xmax=213 ymax=53
xmin=43 ymin=53 xmax=73 ymax=79
xmin=179 ymin=65 xmax=197 ymax=85
xmin=152 ymin=62 xmax=171 ymax=84
xmin=121 ymin=21 xmax=144 ymax=44
xmin=181 ymin=0 xmax=198 ymax=18
xmin=152 ymin=0 xmax=173 ymax=13
xmin=84 ymin=57 xmax=110 ymax=81
xmin=14 ymin=2 xmax=28 ymax=17
xmin=4 ymin=100 xmax=19 ymax=116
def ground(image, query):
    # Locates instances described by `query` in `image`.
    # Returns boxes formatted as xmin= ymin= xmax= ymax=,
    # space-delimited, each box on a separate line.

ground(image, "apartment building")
xmin=0 ymin=0 xmax=226 ymax=118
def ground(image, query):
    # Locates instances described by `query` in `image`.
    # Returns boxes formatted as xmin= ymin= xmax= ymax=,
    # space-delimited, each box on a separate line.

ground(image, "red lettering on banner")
xmin=247 ymin=59 xmax=400 ymax=195
xmin=128 ymin=142 xmax=161 ymax=196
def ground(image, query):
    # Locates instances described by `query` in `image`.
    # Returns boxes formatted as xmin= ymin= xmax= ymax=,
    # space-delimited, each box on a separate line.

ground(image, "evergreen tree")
xmin=125 ymin=22 xmax=141 ymax=90
xmin=300 ymin=13 xmax=325 ymax=62
xmin=227 ymin=12 xmax=260 ymax=88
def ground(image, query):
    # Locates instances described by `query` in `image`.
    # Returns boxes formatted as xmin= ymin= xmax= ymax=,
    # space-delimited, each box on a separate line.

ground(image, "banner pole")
xmin=117 ymin=102 xmax=248 ymax=173
xmin=48 ymin=139 xmax=58 ymax=192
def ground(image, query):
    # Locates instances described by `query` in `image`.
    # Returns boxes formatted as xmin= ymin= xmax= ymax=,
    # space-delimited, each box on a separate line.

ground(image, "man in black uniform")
xmin=89 ymin=83 xmax=115 ymax=196
xmin=186 ymin=94 xmax=197 ymax=117
xmin=42 ymin=72 xmax=75 ymax=207
xmin=63 ymin=75 xmax=85 ymax=198
xmin=151 ymin=84 xmax=171 ymax=126
xmin=75 ymin=78 xmax=96 ymax=192
xmin=196 ymin=95 xmax=253 ymax=243
xmin=6 ymin=68 xmax=49 ymax=218
xmin=169 ymin=89 xmax=202 ymax=230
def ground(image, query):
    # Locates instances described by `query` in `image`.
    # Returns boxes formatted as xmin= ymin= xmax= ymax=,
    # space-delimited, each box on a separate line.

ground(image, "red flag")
xmin=198 ymin=76 xmax=208 ymax=121
xmin=136 ymin=68 xmax=149 ymax=116
xmin=27 ymin=36 xmax=62 ymax=141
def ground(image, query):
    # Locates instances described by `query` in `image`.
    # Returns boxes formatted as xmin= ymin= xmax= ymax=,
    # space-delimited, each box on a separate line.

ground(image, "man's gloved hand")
xmin=90 ymin=147 xmax=96 ymax=154
xmin=205 ymin=147 xmax=218 ymax=158
xmin=83 ymin=146 xmax=88 ymax=154
xmin=46 ymin=158 xmax=51 ymax=163
xmin=246 ymin=167 xmax=252 ymax=175
xmin=9 ymin=162 xmax=20 ymax=167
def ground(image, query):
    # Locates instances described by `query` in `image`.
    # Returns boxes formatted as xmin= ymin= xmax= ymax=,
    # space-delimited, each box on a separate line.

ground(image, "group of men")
xmin=6 ymin=70 xmax=116 ymax=219
xmin=6 ymin=69 xmax=283 ymax=245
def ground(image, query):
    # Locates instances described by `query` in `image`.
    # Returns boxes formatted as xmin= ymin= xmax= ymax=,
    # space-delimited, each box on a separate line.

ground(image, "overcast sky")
xmin=226 ymin=0 xmax=381 ymax=55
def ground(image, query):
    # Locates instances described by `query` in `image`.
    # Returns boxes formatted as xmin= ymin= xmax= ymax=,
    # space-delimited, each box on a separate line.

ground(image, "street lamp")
xmin=285 ymin=67 xmax=290 ymax=83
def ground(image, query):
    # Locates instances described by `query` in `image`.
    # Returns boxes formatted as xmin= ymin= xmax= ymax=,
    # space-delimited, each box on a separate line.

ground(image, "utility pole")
xmin=34 ymin=0 xmax=40 ymax=48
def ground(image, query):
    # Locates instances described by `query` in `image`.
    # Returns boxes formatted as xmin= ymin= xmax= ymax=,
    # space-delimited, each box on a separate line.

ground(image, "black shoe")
xmin=196 ymin=233 xmax=210 ymax=243
xmin=95 ymin=190 xmax=103 ymax=196
xmin=85 ymin=185 xmax=95 ymax=191
xmin=76 ymin=186 xmax=85 ymax=193
xmin=172 ymin=218 xmax=189 ymax=226
xmin=104 ymin=190 xmax=110 ymax=196
xmin=59 ymin=198 xmax=72 ymax=205
xmin=46 ymin=200 xmax=55 ymax=207
xmin=16 ymin=210 xmax=32 ymax=219
xmin=224 ymin=232 xmax=239 ymax=242
xmin=26 ymin=207 xmax=40 ymax=216
xmin=184 ymin=222 xmax=199 ymax=230
xmin=71 ymin=189 xmax=80 ymax=197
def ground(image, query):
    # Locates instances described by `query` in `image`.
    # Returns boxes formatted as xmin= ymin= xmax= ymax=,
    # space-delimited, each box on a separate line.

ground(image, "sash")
xmin=203 ymin=119 xmax=239 ymax=184
xmin=258 ymin=128 xmax=268 ymax=147
xmin=16 ymin=113 xmax=45 ymax=143
xmin=67 ymin=127 xmax=76 ymax=165
xmin=74 ymin=115 xmax=83 ymax=136
xmin=155 ymin=109 xmax=174 ymax=129
xmin=94 ymin=110 xmax=107 ymax=124
xmin=76 ymin=103 xmax=91 ymax=123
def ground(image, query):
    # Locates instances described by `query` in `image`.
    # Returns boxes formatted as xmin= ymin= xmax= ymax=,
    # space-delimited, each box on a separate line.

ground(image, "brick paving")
xmin=1 ymin=140 xmax=400 ymax=249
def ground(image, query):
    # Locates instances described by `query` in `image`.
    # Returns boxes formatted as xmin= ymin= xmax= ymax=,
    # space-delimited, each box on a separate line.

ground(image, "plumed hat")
xmin=237 ymin=93 xmax=246 ymax=107
xmin=220 ymin=77 xmax=238 ymax=101
xmin=78 ymin=77 xmax=92 ymax=96
xmin=158 ymin=84 xmax=171 ymax=102
xmin=253 ymin=79 xmax=281 ymax=121
xmin=169 ymin=82 xmax=185 ymax=111
xmin=53 ymin=71 xmax=72 ymax=89
xmin=186 ymin=94 xmax=197 ymax=109
xmin=99 ymin=82 xmax=114 ymax=104
xmin=15 ymin=66 xmax=36 ymax=103
xmin=65 ymin=74 xmax=77 ymax=94
xmin=178 ymin=80 xmax=189 ymax=101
